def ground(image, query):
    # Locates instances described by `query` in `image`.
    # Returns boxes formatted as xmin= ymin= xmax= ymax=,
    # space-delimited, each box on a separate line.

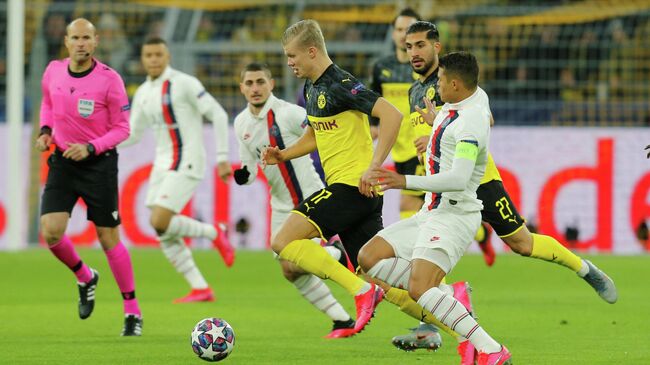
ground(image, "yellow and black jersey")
xmin=408 ymin=69 xmax=443 ymax=140
xmin=304 ymin=64 xmax=380 ymax=187
xmin=481 ymin=153 xmax=502 ymax=184
xmin=370 ymin=55 xmax=419 ymax=163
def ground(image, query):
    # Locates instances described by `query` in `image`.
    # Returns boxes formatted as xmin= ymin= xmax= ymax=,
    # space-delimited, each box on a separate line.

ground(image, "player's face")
xmin=405 ymin=32 xmax=440 ymax=75
xmin=141 ymin=43 xmax=170 ymax=79
xmin=392 ymin=16 xmax=418 ymax=52
xmin=65 ymin=21 xmax=98 ymax=64
xmin=240 ymin=71 xmax=275 ymax=108
xmin=437 ymin=67 xmax=456 ymax=103
xmin=283 ymin=38 xmax=313 ymax=79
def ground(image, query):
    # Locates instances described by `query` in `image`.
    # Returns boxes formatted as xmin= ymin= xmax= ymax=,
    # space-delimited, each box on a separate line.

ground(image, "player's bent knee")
xmin=40 ymin=216 xmax=66 ymax=245
xmin=503 ymin=229 xmax=533 ymax=256
xmin=357 ymin=236 xmax=395 ymax=273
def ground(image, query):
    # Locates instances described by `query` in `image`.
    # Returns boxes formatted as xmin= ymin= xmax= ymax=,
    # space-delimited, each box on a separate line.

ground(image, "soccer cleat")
xmin=172 ymin=288 xmax=215 ymax=303
xmin=212 ymin=223 xmax=235 ymax=267
xmin=477 ymin=223 xmax=496 ymax=267
xmin=324 ymin=318 xmax=356 ymax=339
xmin=451 ymin=281 xmax=476 ymax=317
xmin=78 ymin=269 xmax=99 ymax=320
xmin=121 ymin=314 xmax=143 ymax=336
xmin=581 ymin=260 xmax=618 ymax=304
xmin=353 ymin=283 xmax=384 ymax=334
xmin=457 ymin=340 xmax=478 ymax=365
xmin=391 ymin=323 xmax=442 ymax=351
xmin=329 ymin=239 xmax=355 ymax=273
xmin=477 ymin=345 xmax=512 ymax=365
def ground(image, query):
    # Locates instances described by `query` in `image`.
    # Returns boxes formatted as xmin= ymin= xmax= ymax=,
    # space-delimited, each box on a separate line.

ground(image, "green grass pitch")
xmin=0 ymin=248 xmax=648 ymax=364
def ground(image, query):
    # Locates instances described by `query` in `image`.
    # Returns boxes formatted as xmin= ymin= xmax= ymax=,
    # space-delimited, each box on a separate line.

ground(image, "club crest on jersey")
xmin=78 ymin=99 xmax=94 ymax=118
xmin=426 ymin=87 xmax=436 ymax=101
xmin=269 ymin=125 xmax=280 ymax=137
xmin=317 ymin=92 xmax=326 ymax=109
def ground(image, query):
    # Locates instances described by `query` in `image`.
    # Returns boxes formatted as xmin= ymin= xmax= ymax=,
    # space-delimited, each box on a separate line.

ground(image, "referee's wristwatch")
xmin=86 ymin=143 xmax=96 ymax=157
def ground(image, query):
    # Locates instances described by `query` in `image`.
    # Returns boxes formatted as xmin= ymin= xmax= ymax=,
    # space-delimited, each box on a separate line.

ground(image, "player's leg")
xmin=474 ymin=221 xmax=495 ymax=266
xmin=41 ymin=152 xmax=97 ymax=318
xmin=150 ymin=171 xmax=234 ymax=267
xmin=273 ymin=185 xmax=383 ymax=334
xmin=272 ymin=209 xmax=353 ymax=337
xmin=480 ymin=180 xmax=617 ymax=303
xmin=83 ymin=152 xmax=142 ymax=335
xmin=410 ymin=211 xmax=511 ymax=363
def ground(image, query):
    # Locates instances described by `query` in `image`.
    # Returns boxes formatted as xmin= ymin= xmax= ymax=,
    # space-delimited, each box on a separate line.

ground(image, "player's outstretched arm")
xmin=261 ymin=126 xmax=317 ymax=166
xmin=360 ymin=97 xmax=402 ymax=197
xmin=403 ymin=142 xmax=478 ymax=193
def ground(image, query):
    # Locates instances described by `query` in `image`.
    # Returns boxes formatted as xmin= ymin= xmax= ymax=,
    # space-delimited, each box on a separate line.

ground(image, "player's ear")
xmin=239 ymin=82 xmax=245 ymax=95
xmin=308 ymin=46 xmax=317 ymax=59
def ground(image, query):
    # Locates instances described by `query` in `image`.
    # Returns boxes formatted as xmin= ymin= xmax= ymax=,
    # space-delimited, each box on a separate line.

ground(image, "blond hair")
xmin=282 ymin=19 xmax=326 ymax=52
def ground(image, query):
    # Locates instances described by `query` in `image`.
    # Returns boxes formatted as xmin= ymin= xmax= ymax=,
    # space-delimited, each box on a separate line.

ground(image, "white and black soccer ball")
xmin=191 ymin=318 xmax=235 ymax=362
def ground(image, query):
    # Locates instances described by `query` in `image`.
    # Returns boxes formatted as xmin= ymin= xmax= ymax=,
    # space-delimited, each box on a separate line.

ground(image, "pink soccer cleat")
xmin=324 ymin=319 xmax=356 ymax=339
xmin=212 ymin=223 xmax=235 ymax=267
xmin=477 ymin=345 xmax=512 ymax=365
xmin=457 ymin=340 xmax=478 ymax=365
xmin=352 ymin=283 xmax=384 ymax=335
xmin=173 ymin=288 xmax=215 ymax=303
xmin=451 ymin=281 xmax=475 ymax=316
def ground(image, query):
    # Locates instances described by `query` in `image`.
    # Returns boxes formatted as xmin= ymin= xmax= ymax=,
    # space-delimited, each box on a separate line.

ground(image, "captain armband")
xmin=455 ymin=140 xmax=479 ymax=161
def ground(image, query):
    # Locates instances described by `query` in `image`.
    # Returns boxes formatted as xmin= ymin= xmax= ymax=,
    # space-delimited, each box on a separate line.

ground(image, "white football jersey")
xmin=121 ymin=66 xmax=229 ymax=179
xmin=422 ymin=87 xmax=491 ymax=213
xmin=234 ymin=94 xmax=324 ymax=211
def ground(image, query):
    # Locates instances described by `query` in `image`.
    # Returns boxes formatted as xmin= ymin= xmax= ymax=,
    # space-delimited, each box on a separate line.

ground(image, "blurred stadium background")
xmin=1 ymin=0 xmax=649 ymax=253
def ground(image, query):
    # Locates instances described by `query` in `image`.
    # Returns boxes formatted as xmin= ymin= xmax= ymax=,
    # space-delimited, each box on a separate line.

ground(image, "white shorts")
xmin=146 ymin=169 xmax=200 ymax=213
xmin=377 ymin=208 xmax=481 ymax=274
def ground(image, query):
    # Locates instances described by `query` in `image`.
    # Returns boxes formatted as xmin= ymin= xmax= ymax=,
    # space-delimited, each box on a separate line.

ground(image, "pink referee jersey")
xmin=40 ymin=58 xmax=131 ymax=154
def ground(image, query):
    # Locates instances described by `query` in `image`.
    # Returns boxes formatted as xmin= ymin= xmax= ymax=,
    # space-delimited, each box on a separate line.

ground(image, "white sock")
xmin=166 ymin=215 xmax=217 ymax=240
xmin=356 ymin=282 xmax=372 ymax=295
xmin=160 ymin=236 xmax=209 ymax=289
xmin=367 ymin=257 xmax=412 ymax=290
xmin=293 ymin=274 xmax=350 ymax=322
xmin=577 ymin=259 xmax=589 ymax=277
xmin=417 ymin=287 xmax=500 ymax=353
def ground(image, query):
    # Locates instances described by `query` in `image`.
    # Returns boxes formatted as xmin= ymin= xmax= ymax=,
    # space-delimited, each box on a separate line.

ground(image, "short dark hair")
xmin=393 ymin=7 xmax=421 ymax=26
xmin=405 ymin=21 xmax=439 ymax=42
xmin=240 ymin=62 xmax=272 ymax=80
xmin=142 ymin=36 xmax=167 ymax=46
xmin=438 ymin=51 xmax=479 ymax=89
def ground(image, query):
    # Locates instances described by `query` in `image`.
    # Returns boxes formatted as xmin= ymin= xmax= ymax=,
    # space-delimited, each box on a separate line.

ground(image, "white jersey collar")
xmin=247 ymin=93 xmax=278 ymax=121
xmin=444 ymin=86 xmax=482 ymax=111
xmin=147 ymin=66 xmax=174 ymax=85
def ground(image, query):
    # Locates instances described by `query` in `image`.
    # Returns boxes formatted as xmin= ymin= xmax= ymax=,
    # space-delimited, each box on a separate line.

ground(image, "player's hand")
xmin=217 ymin=161 xmax=232 ymax=183
xmin=646 ymin=144 xmax=650 ymax=159
xmin=35 ymin=134 xmax=52 ymax=152
xmin=233 ymin=166 xmax=251 ymax=185
xmin=261 ymin=146 xmax=283 ymax=167
xmin=62 ymin=142 xmax=90 ymax=161
xmin=368 ymin=167 xmax=406 ymax=191
xmin=359 ymin=168 xmax=378 ymax=197
xmin=415 ymin=97 xmax=437 ymax=126
xmin=414 ymin=136 xmax=429 ymax=154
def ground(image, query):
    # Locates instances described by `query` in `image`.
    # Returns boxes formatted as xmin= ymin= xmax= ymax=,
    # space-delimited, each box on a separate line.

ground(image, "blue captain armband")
xmin=455 ymin=140 xmax=479 ymax=161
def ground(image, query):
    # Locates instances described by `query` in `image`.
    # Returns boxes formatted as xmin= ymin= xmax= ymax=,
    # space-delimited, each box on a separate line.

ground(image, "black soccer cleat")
xmin=78 ymin=269 xmax=99 ymax=320
xmin=121 ymin=314 xmax=143 ymax=336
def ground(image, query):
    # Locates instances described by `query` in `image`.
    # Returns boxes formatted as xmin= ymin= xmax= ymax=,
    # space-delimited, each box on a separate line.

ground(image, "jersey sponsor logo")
xmin=311 ymin=119 xmax=339 ymax=131
xmin=410 ymin=111 xmax=427 ymax=127
xmin=78 ymin=99 xmax=95 ymax=118
xmin=317 ymin=92 xmax=327 ymax=109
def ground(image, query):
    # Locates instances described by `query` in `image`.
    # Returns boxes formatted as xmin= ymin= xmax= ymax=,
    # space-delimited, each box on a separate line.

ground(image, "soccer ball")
xmin=191 ymin=318 xmax=235 ymax=362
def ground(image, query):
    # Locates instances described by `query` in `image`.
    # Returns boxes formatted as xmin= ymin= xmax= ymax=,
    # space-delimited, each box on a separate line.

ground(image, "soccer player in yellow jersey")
xmin=369 ymin=8 xmax=423 ymax=220
xmin=383 ymin=21 xmax=618 ymax=360
xmin=262 ymin=19 xmax=403 ymax=337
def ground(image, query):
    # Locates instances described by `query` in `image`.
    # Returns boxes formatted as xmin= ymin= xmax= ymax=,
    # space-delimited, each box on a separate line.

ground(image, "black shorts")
xmin=478 ymin=180 xmax=525 ymax=237
xmin=41 ymin=149 xmax=121 ymax=227
xmin=394 ymin=157 xmax=425 ymax=198
xmin=293 ymin=183 xmax=383 ymax=267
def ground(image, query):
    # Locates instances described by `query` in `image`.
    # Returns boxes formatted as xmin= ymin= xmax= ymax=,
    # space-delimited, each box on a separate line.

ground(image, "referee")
xmin=36 ymin=18 xmax=142 ymax=336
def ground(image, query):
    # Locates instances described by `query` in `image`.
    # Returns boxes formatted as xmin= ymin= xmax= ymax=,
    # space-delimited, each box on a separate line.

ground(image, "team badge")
xmin=426 ymin=87 xmax=436 ymax=101
xmin=317 ymin=93 xmax=326 ymax=109
xmin=78 ymin=99 xmax=94 ymax=118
